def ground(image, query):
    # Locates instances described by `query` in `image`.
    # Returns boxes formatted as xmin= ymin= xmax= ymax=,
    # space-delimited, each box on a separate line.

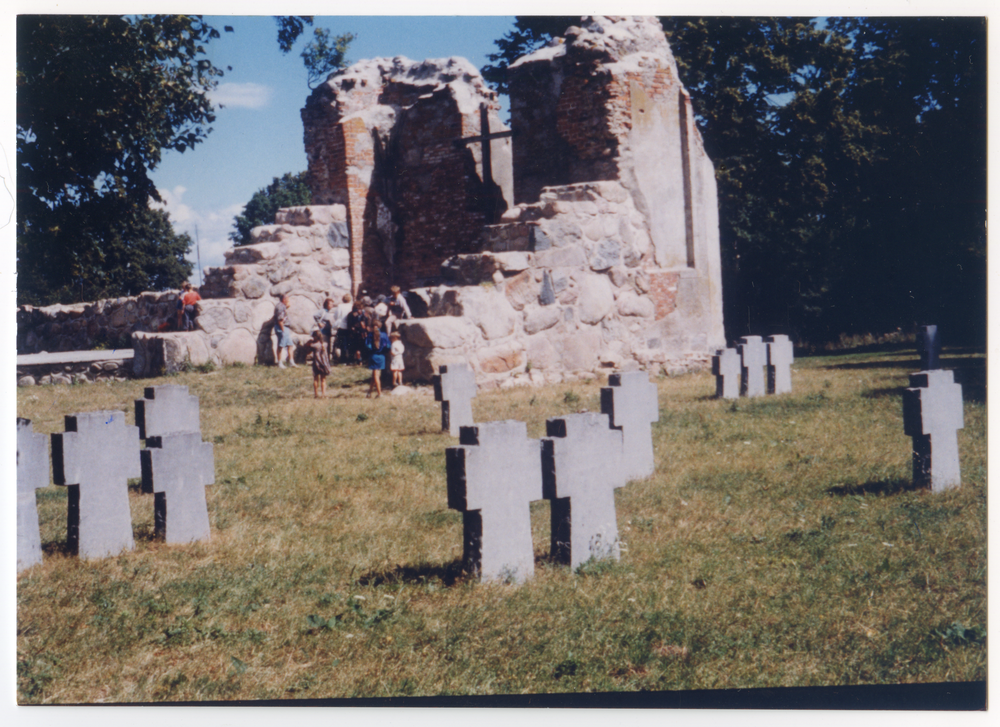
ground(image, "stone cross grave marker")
xmin=434 ymin=363 xmax=477 ymax=437
xmin=141 ymin=433 xmax=215 ymax=544
xmin=917 ymin=325 xmax=941 ymax=371
xmin=446 ymin=420 xmax=543 ymax=583
xmin=136 ymin=385 xmax=213 ymax=544
xmin=542 ymin=413 xmax=626 ymax=568
xmin=51 ymin=411 xmax=140 ymax=560
xmin=738 ymin=336 xmax=766 ymax=398
xmin=17 ymin=418 xmax=49 ymax=573
xmin=600 ymin=370 xmax=659 ymax=481
xmin=765 ymin=335 xmax=794 ymax=395
xmin=712 ymin=348 xmax=741 ymax=399
xmin=135 ymin=384 xmax=201 ymax=439
xmin=903 ymin=369 xmax=964 ymax=492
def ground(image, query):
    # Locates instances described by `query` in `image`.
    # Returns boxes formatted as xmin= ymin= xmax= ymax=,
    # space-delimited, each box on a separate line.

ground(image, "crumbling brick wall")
xmin=301 ymin=58 xmax=512 ymax=294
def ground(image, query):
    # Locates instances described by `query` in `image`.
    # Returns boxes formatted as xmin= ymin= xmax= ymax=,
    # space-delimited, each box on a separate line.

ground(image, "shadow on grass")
xmin=848 ymin=357 xmax=985 ymax=403
xmin=356 ymin=558 xmax=468 ymax=588
xmin=40 ymin=540 xmax=74 ymax=558
xmin=827 ymin=479 xmax=926 ymax=497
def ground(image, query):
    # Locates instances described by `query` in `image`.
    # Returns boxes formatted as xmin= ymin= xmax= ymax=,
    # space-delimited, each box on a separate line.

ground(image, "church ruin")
xmin=17 ymin=16 xmax=726 ymax=387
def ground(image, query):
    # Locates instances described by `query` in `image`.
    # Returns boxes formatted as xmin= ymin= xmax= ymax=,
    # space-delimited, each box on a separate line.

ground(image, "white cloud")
xmin=152 ymin=187 xmax=243 ymax=281
xmin=209 ymin=82 xmax=273 ymax=110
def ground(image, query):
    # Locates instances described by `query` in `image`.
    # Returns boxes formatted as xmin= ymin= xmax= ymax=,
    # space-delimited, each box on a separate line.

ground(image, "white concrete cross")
xmin=765 ymin=335 xmax=794 ymax=395
xmin=903 ymin=369 xmax=964 ymax=492
xmin=600 ymin=370 xmax=658 ymax=481
xmin=711 ymin=348 xmax=741 ymax=399
xmin=434 ymin=363 xmax=477 ymax=437
xmin=135 ymin=384 xmax=202 ymax=439
xmin=738 ymin=336 xmax=767 ymax=398
xmin=141 ymin=433 xmax=215 ymax=544
xmin=446 ymin=420 xmax=543 ymax=583
xmin=17 ymin=418 xmax=49 ymax=573
xmin=52 ymin=411 xmax=141 ymax=560
xmin=542 ymin=413 xmax=626 ymax=568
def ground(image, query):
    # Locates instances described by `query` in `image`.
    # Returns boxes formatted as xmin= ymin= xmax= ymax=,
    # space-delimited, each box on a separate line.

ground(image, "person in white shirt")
xmin=333 ymin=293 xmax=354 ymax=363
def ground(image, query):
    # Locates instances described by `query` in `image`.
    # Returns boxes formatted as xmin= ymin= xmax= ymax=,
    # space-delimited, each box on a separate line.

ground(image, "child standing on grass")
xmin=389 ymin=331 xmax=405 ymax=387
xmin=306 ymin=329 xmax=331 ymax=398
xmin=365 ymin=321 xmax=390 ymax=398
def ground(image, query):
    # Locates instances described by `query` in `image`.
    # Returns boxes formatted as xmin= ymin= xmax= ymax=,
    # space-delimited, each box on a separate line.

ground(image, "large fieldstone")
xmin=524 ymin=306 xmax=562 ymax=335
xmin=456 ymin=286 xmax=517 ymax=340
xmin=400 ymin=317 xmax=477 ymax=350
xmin=217 ymin=329 xmax=257 ymax=365
xmin=578 ymin=274 xmax=616 ymax=324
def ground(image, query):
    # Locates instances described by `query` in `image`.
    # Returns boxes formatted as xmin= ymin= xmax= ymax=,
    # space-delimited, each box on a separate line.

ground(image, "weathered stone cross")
xmin=738 ymin=335 xmax=767 ymax=398
xmin=136 ymin=385 xmax=214 ymax=544
xmin=141 ymin=433 xmax=215 ymax=544
xmin=446 ymin=420 xmax=542 ymax=583
xmin=542 ymin=413 xmax=626 ymax=568
xmin=903 ymin=369 xmax=964 ymax=492
xmin=134 ymin=384 xmax=202 ymax=439
xmin=765 ymin=335 xmax=794 ymax=395
xmin=51 ymin=411 xmax=141 ymax=560
xmin=454 ymin=103 xmax=512 ymax=223
xmin=712 ymin=348 xmax=741 ymax=399
xmin=600 ymin=370 xmax=659 ymax=481
xmin=433 ymin=363 xmax=477 ymax=437
xmin=17 ymin=418 xmax=49 ymax=572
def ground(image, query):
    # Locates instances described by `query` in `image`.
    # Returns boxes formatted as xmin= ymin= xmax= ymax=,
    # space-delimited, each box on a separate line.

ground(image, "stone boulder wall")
xmin=201 ymin=205 xmax=351 ymax=309
xmin=132 ymin=297 xmax=278 ymax=376
xmin=17 ymin=292 xmax=180 ymax=355
xmin=400 ymin=179 xmax=716 ymax=387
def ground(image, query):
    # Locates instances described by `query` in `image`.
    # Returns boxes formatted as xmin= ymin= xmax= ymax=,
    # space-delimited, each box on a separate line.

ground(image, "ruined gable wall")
xmin=302 ymin=58 xmax=512 ymax=293
xmin=507 ymin=17 xmax=725 ymax=354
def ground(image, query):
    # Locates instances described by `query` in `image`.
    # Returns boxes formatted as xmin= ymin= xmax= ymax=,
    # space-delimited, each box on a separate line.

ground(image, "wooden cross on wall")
xmin=454 ymin=103 xmax=513 ymax=223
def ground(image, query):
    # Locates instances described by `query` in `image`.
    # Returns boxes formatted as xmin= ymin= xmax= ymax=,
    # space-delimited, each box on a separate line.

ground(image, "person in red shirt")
xmin=182 ymin=285 xmax=202 ymax=331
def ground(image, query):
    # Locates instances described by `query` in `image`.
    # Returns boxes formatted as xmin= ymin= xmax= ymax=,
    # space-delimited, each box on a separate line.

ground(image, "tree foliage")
xmin=301 ymin=27 xmax=356 ymax=88
xmin=230 ymin=172 xmax=313 ymax=245
xmin=16 ymin=15 xmax=320 ymax=306
xmin=483 ymin=17 xmax=986 ymax=345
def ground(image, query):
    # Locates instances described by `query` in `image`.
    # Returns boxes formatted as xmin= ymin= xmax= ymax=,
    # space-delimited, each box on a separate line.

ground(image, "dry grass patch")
xmin=16 ymin=349 xmax=986 ymax=701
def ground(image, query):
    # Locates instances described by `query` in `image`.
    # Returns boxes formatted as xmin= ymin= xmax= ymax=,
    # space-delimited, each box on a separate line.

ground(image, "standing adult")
xmin=182 ymin=285 xmax=202 ymax=331
xmin=176 ymin=283 xmax=191 ymax=330
xmin=345 ymin=300 xmax=368 ymax=365
xmin=273 ymin=293 xmax=296 ymax=368
xmin=333 ymin=293 xmax=354 ymax=362
xmin=313 ymin=298 xmax=337 ymax=357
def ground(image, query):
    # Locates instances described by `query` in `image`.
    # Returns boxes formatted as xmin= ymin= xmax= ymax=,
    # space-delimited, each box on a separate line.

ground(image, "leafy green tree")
xmin=301 ymin=27 xmax=355 ymax=88
xmin=229 ymin=172 xmax=313 ymax=245
xmin=16 ymin=15 xmax=319 ymax=306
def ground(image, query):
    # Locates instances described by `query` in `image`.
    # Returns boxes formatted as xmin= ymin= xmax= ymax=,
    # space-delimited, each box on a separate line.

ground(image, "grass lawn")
xmin=15 ymin=347 xmax=986 ymax=702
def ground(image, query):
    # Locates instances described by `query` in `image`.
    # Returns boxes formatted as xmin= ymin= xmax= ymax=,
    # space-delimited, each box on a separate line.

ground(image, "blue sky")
xmin=150 ymin=16 xmax=518 ymax=278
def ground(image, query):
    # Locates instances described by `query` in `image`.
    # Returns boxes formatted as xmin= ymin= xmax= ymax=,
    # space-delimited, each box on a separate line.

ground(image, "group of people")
xmin=297 ymin=286 xmax=412 ymax=399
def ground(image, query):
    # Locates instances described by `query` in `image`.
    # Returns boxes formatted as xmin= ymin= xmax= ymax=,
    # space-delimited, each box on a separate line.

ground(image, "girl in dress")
xmin=389 ymin=331 xmax=405 ymax=387
xmin=365 ymin=321 xmax=390 ymax=398
xmin=306 ymin=329 xmax=331 ymax=398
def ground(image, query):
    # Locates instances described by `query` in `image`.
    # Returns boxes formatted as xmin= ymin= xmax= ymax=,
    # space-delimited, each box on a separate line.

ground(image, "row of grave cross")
xmin=434 ymin=365 xmax=659 ymax=583
xmin=712 ymin=335 xmax=793 ymax=399
xmin=17 ymin=385 xmax=214 ymax=573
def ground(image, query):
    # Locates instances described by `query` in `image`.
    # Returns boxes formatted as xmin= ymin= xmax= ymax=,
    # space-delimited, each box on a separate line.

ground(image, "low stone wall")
xmin=17 ymin=291 xmax=179 ymax=355
xmin=17 ymin=350 xmax=134 ymax=386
